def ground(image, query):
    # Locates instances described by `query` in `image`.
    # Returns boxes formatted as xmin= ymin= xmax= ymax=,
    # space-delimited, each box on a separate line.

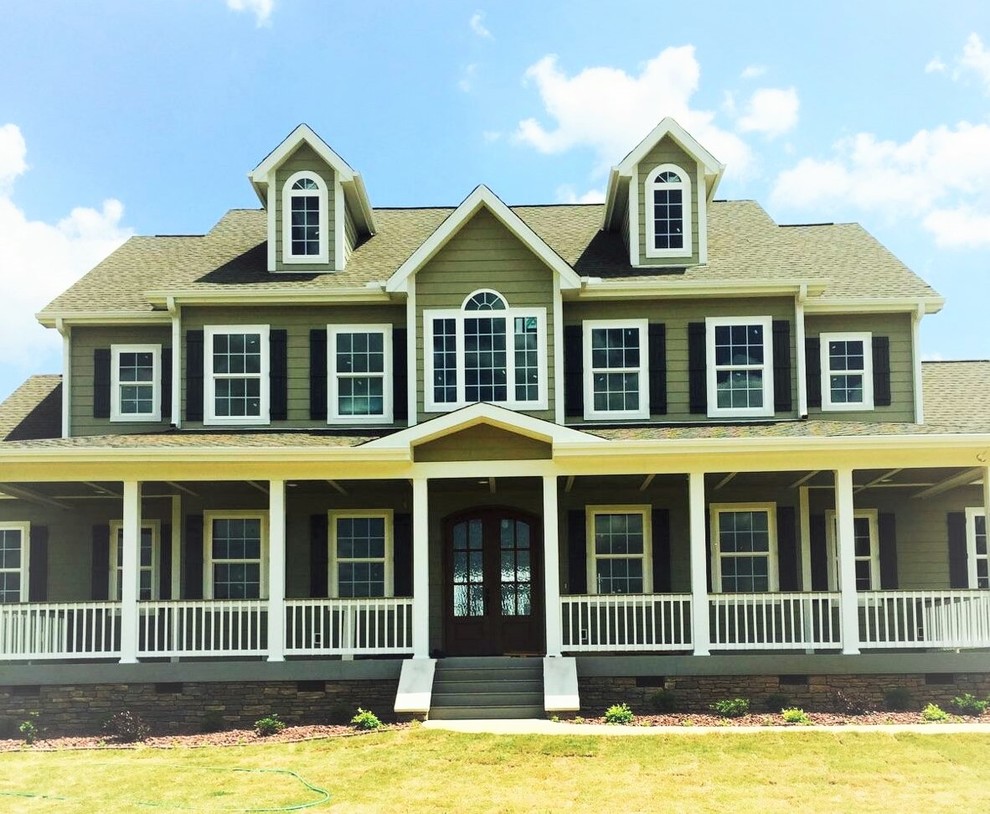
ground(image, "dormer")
xmin=602 ymin=118 xmax=724 ymax=268
xmin=249 ymin=124 xmax=376 ymax=273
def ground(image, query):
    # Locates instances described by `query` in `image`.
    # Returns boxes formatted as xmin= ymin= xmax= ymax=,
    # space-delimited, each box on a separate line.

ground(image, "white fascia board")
xmin=0 ymin=445 xmax=410 ymax=466
xmin=37 ymin=311 xmax=172 ymax=328
xmin=803 ymin=297 xmax=945 ymax=315
xmin=144 ymin=287 xmax=392 ymax=307
xmin=571 ymin=279 xmax=827 ymax=301
xmin=250 ymin=124 xmax=356 ymax=184
xmin=347 ymin=174 xmax=377 ymax=235
xmin=616 ymin=117 xmax=723 ymax=179
xmin=385 ymin=185 xmax=582 ymax=293
xmin=602 ymin=167 xmax=623 ymax=230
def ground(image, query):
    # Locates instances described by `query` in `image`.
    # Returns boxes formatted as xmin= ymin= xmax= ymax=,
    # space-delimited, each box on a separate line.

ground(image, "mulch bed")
xmin=577 ymin=711 xmax=986 ymax=727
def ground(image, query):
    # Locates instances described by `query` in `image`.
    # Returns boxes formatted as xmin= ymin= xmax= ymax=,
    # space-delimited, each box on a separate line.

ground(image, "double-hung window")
xmin=205 ymin=513 xmax=268 ymax=600
xmin=645 ymin=164 xmax=691 ymax=258
xmin=586 ymin=506 xmax=651 ymax=594
xmin=710 ymin=504 xmax=777 ymax=593
xmin=820 ymin=333 xmax=873 ymax=411
xmin=329 ymin=511 xmax=393 ymax=598
xmin=109 ymin=520 xmax=159 ymax=601
xmin=966 ymin=508 xmax=989 ymax=589
xmin=583 ymin=320 xmax=649 ymax=420
xmin=282 ymin=170 xmax=329 ymax=264
xmin=205 ymin=326 xmax=270 ymax=425
xmin=424 ymin=290 xmax=547 ymax=412
xmin=825 ymin=510 xmax=879 ymax=590
xmin=111 ymin=345 xmax=161 ymax=422
xmin=328 ymin=325 xmax=392 ymax=423
xmin=0 ymin=523 xmax=29 ymax=603
xmin=706 ymin=316 xmax=774 ymax=418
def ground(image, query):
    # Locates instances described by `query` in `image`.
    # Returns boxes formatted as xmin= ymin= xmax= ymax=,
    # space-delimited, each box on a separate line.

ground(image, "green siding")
xmin=564 ymin=296 xmax=797 ymax=422
xmin=806 ymin=312 xmax=915 ymax=422
xmin=70 ymin=325 xmax=172 ymax=437
xmin=274 ymin=143 xmax=337 ymax=272
xmin=636 ymin=136 xmax=701 ymax=267
xmin=414 ymin=207 xmax=556 ymax=420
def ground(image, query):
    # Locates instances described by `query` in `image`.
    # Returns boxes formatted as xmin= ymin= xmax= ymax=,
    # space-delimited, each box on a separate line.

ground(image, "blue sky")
xmin=2 ymin=0 xmax=990 ymax=402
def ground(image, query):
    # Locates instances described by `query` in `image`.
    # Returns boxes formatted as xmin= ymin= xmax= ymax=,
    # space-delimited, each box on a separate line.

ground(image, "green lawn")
xmin=1 ymin=727 xmax=989 ymax=813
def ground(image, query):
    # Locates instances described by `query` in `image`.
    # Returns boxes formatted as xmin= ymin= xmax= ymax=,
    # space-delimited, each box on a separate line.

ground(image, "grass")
xmin=2 ymin=728 xmax=990 ymax=812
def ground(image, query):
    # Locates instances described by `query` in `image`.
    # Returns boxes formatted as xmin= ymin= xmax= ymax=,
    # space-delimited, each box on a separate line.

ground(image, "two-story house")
xmin=1 ymin=119 xmax=988 ymax=729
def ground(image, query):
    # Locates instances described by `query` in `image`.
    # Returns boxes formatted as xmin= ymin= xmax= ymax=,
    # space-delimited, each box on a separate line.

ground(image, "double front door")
xmin=443 ymin=508 xmax=543 ymax=656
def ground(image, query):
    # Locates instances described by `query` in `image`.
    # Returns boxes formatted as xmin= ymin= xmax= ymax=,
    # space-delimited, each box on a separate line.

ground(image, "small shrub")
xmin=764 ymin=693 xmax=791 ymax=713
xmin=647 ymin=688 xmax=677 ymax=713
xmin=951 ymin=693 xmax=989 ymax=716
xmin=18 ymin=712 xmax=41 ymax=744
xmin=254 ymin=714 xmax=286 ymax=737
xmin=603 ymin=703 xmax=635 ymax=725
xmin=883 ymin=687 xmax=913 ymax=711
xmin=103 ymin=710 xmax=149 ymax=743
xmin=922 ymin=703 xmax=950 ymax=722
xmin=201 ymin=709 xmax=226 ymax=733
xmin=350 ymin=708 xmax=382 ymax=731
xmin=710 ymin=698 xmax=749 ymax=718
xmin=781 ymin=707 xmax=811 ymax=725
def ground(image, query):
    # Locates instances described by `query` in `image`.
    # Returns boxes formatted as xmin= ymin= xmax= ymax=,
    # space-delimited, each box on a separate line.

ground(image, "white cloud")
xmin=0 ymin=124 xmax=132 ymax=380
xmin=740 ymin=65 xmax=766 ymax=80
xmin=771 ymin=121 xmax=990 ymax=248
xmin=957 ymin=33 xmax=990 ymax=93
xmin=226 ymin=0 xmax=273 ymax=26
xmin=925 ymin=57 xmax=946 ymax=74
xmin=470 ymin=11 xmax=492 ymax=40
xmin=555 ymin=184 xmax=605 ymax=204
xmin=513 ymin=47 xmax=752 ymax=175
xmin=736 ymin=87 xmax=799 ymax=138
xmin=458 ymin=63 xmax=478 ymax=93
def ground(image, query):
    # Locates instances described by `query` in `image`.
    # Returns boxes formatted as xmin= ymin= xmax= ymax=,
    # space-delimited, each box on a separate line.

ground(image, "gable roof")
xmin=0 ymin=375 xmax=61 ymax=441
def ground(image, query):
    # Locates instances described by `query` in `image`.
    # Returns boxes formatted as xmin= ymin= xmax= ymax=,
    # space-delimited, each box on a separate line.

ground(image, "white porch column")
xmin=689 ymin=472 xmax=710 ymax=656
xmin=267 ymin=479 xmax=286 ymax=662
xmin=835 ymin=468 xmax=860 ymax=655
xmin=119 ymin=480 xmax=141 ymax=664
xmin=543 ymin=474 xmax=562 ymax=657
xmin=983 ymin=466 xmax=990 ymax=534
xmin=412 ymin=478 xmax=430 ymax=659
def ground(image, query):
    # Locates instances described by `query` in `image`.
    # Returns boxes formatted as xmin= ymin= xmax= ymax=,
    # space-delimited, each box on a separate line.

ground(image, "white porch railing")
xmin=860 ymin=590 xmax=990 ymax=649
xmin=284 ymin=598 xmax=414 ymax=655
xmin=710 ymin=592 xmax=842 ymax=650
xmin=0 ymin=602 xmax=122 ymax=660
xmin=137 ymin=600 xmax=267 ymax=657
xmin=560 ymin=594 xmax=692 ymax=651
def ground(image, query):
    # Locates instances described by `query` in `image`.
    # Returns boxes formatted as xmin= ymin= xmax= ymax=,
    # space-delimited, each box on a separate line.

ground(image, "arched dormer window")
xmin=645 ymin=164 xmax=691 ymax=259
xmin=424 ymin=289 xmax=547 ymax=411
xmin=282 ymin=170 xmax=329 ymax=264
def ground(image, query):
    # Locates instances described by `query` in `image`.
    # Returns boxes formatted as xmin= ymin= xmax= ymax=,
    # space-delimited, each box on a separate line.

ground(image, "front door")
xmin=443 ymin=508 xmax=543 ymax=656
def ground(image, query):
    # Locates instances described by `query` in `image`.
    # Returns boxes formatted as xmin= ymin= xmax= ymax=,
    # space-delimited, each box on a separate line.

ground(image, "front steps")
xmin=429 ymin=656 xmax=544 ymax=720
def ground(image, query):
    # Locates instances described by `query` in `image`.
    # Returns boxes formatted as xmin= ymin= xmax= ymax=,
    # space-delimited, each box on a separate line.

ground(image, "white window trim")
xmin=706 ymin=316 xmax=775 ymax=419
xmin=110 ymin=344 xmax=161 ymax=423
xmin=328 ymin=509 xmax=394 ymax=599
xmin=825 ymin=509 xmax=879 ymax=592
xmin=709 ymin=503 xmax=778 ymax=593
xmin=585 ymin=505 xmax=653 ymax=595
xmin=0 ymin=521 xmax=30 ymax=603
xmin=820 ymin=332 xmax=874 ymax=412
xmin=109 ymin=519 xmax=161 ymax=601
xmin=644 ymin=163 xmax=692 ymax=259
xmin=582 ymin=319 xmax=650 ymax=421
xmin=203 ymin=511 xmax=269 ymax=600
xmin=423 ymin=296 xmax=548 ymax=413
xmin=327 ymin=324 xmax=393 ymax=424
xmin=204 ymin=325 xmax=271 ymax=426
xmin=965 ymin=507 xmax=989 ymax=590
xmin=282 ymin=170 xmax=330 ymax=265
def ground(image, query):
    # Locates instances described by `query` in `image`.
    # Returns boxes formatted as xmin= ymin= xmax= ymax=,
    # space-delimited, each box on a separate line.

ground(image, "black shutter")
xmin=777 ymin=506 xmax=799 ymax=591
xmin=185 ymin=330 xmax=204 ymax=422
xmin=651 ymin=508 xmax=671 ymax=592
xmin=948 ymin=512 xmax=969 ymax=589
xmin=772 ymin=320 xmax=792 ymax=413
xmin=872 ymin=336 xmax=891 ymax=407
xmin=91 ymin=524 xmax=111 ymax=600
xmin=161 ymin=347 xmax=172 ymax=421
xmin=567 ymin=510 xmax=587 ymax=593
xmin=393 ymin=513 xmax=413 ymax=597
xmin=688 ymin=322 xmax=707 ymax=414
xmin=309 ymin=514 xmax=328 ymax=597
xmin=309 ymin=329 xmax=328 ymax=421
xmin=392 ymin=328 xmax=408 ymax=423
xmin=184 ymin=514 xmax=204 ymax=599
xmin=93 ymin=348 xmax=111 ymax=419
xmin=805 ymin=337 xmax=822 ymax=410
xmin=810 ymin=514 xmax=828 ymax=591
xmin=270 ymin=329 xmax=288 ymax=421
xmin=563 ymin=325 xmax=584 ymax=418
xmin=878 ymin=512 xmax=898 ymax=589
xmin=29 ymin=525 xmax=48 ymax=601
xmin=648 ymin=324 xmax=667 ymax=416
xmin=159 ymin=524 xmax=172 ymax=600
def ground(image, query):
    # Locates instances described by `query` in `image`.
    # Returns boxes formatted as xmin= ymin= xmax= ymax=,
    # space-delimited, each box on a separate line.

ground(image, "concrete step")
xmin=429 ymin=703 xmax=546 ymax=721
xmin=432 ymin=691 xmax=544 ymax=707
xmin=429 ymin=656 xmax=546 ymax=720
xmin=433 ymin=679 xmax=542 ymax=694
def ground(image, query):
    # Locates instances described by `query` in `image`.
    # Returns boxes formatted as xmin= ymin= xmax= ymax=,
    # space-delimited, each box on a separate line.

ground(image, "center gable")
xmin=414 ymin=423 xmax=551 ymax=462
